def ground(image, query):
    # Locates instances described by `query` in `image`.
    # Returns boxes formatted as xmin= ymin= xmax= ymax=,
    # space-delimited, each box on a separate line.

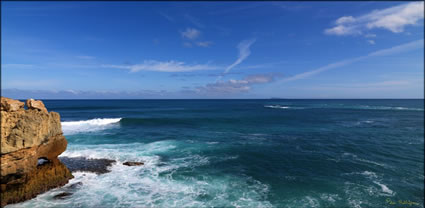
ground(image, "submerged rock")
xmin=59 ymin=157 xmax=116 ymax=174
xmin=123 ymin=161 xmax=144 ymax=166
xmin=53 ymin=192 xmax=73 ymax=200
xmin=66 ymin=182 xmax=83 ymax=190
xmin=0 ymin=97 xmax=73 ymax=207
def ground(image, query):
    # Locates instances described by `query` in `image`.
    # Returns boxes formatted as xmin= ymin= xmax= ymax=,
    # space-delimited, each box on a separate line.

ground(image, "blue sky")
xmin=1 ymin=1 xmax=424 ymax=99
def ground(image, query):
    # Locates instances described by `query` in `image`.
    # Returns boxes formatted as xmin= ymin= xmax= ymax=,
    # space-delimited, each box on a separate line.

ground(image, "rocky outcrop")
xmin=26 ymin=98 xmax=48 ymax=113
xmin=1 ymin=97 xmax=73 ymax=207
xmin=0 ymin=97 xmax=24 ymax=112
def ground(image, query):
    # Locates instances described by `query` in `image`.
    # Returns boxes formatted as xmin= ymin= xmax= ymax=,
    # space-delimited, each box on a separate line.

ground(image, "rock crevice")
xmin=1 ymin=97 xmax=73 ymax=207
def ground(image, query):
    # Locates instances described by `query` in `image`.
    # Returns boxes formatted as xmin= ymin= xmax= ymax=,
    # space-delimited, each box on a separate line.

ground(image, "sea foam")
xmin=61 ymin=118 xmax=122 ymax=135
xmin=11 ymin=140 xmax=272 ymax=208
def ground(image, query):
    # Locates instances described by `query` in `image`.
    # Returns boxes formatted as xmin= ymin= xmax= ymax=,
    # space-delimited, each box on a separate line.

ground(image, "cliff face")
xmin=0 ymin=97 xmax=73 ymax=207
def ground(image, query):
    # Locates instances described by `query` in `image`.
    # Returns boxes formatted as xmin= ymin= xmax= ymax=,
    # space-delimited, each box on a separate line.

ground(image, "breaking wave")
xmin=61 ymin=118 xmax=122 ymax=135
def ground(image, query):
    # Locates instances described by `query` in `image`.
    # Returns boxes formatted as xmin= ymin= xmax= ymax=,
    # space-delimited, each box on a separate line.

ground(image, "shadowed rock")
xmin=66 ymin=182 xmax=83 ymax=190
xmin=59 ymin=157 xmax=116 ymax=174
xmin=123 ymin=161 xmax=144 ymax=166
xmin=53 ymin=192 xmax=73 ymax=200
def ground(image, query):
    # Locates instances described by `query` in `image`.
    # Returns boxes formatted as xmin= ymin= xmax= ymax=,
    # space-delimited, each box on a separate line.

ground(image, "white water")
xmin=61 ymin=118 xmax=122 ymax=135
xmin=8 ymin=141 xmax=272 ymax=208
xmin=264 ymin=105 xmax=290 ymax=109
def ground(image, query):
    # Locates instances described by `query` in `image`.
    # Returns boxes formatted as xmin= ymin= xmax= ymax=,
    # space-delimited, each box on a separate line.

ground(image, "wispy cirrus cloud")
xmin=180 ymin=28 xmax=214 ymax=48
xmin=102 ymin=60 xmax=219 ymax=72
xmin=158 ymin=11 xmax=175 ymax=22
xmin=325 ymin=2 xmax=424 ymax=36
xmin=184 ymin=14 xmax=205 ymax=28
xmin=224 ymin=38 xmax=256 ymax=74
xmin=280 ymin=39 xmax=424 ymax=82
xmin=180 ymin=28 xmax=201 ymax=40
xmin=367 ymin=40 xmax=376 ymax=45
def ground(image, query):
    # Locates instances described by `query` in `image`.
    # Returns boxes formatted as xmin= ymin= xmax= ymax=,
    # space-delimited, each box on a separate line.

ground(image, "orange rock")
xmin=1 ymin=107 xmax=62 ymax=154
xmin=0 ymin=97 xmax=73 ymax=207
xmin=26 ymin=98 xmax=48 ymax=113
xmin=1 ymin=97 xmax=24 ymax=112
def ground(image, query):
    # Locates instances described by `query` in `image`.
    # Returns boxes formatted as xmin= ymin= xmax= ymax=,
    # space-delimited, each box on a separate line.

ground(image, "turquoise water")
xmin=8 ymin=99 xmax=424 ymax=208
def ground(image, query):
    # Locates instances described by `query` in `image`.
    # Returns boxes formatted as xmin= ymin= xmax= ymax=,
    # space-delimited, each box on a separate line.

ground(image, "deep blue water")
xmin=9 ymin=99 xmax=424 ymax=208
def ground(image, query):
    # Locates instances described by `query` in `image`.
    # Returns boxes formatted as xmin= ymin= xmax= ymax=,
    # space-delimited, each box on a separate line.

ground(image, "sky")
xmin=1 ymin=1 xmax=424 ymax=99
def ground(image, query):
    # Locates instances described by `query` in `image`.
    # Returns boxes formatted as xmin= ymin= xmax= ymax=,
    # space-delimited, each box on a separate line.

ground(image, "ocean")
xmin=7 ymin=99 xmax=424 ymax=208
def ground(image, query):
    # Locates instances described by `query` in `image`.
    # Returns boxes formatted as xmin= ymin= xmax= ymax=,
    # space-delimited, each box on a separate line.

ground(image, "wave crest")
xmin=62 ymin=118 xmax=122 ymax=135
xmin=264 ymin=105 xmax=290 ymax=109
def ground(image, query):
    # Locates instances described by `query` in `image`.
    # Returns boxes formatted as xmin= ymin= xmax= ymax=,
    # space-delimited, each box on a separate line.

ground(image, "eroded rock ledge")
xmin=0 ymin=97 xmax=73 ymax=207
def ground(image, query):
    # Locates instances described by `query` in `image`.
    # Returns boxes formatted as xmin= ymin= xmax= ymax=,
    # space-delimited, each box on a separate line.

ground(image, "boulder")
xmin=1 ymin=97 xmax=73 ymax=207
xmin=1 ymin=97 xmax=24 ymax=112
xmin=123 ymin=161 xmax=144 ymax=166
xmin=26 ymin=98 xmax=48 ymax=113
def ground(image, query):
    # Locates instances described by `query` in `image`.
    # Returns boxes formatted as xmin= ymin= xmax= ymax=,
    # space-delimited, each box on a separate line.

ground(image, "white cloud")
xmin=180 ymin=28 xmax=201 ymax=40
xmin=197 ymin=74 xmax=277 ymax=94
xmin=336 ymin=16 xmax=356 ymax=24
xmin=280 ymin=39 xmax=424 ymax=82
xmin=224 ymin=38 xmax=256 ymax=74
xmin=102 ymin=60 xmax=219 ymax=72
xmin=368 ymin=40 xmax=376 ymax=45
xmin=325 ymin=2 xmax=424 ymax=35
xmin=325 ymin=25 xmax=360 ymax=36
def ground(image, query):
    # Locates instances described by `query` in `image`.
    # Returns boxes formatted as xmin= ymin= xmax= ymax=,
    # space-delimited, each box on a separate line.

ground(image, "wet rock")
xmin=26 ymin=99 xmax=48 ymax=113
xmin=67 ymin=182 xmax=83 ymax=190
xmin=123 ymin=161 xmax=144 ymax=166
xmin=1 ymin=97 xmax=24 ymax=112
xmin=59 ymin=157 xmax=116 ymax=174
xmin=53 ymin=192 xmax=73 ymax=200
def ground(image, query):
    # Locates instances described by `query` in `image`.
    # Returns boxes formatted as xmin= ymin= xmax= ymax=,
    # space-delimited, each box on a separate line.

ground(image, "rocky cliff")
xmin=0 ymin=97 xmax=73 ymax=207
